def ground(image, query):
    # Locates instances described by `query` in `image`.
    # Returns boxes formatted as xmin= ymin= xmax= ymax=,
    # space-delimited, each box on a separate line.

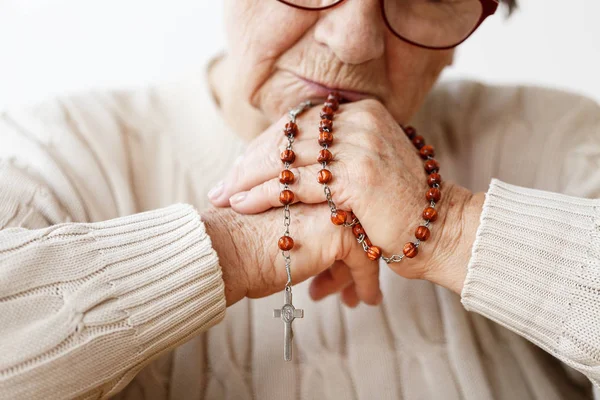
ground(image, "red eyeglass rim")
xmin=275 ymin=0 xmax=499 ymax=50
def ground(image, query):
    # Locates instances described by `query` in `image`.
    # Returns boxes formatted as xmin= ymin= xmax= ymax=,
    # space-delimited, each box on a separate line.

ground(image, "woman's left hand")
xmin=210 ymin=99 xmax=484 ymax=299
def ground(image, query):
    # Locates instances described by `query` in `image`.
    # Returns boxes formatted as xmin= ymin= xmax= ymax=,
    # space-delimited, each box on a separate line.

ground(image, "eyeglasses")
xmin=276 ymin=0 xmax=499 ymax=50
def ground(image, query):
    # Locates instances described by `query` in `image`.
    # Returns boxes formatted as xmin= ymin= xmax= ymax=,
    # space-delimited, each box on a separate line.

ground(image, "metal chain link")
xmin=281 ymin=101 xmax=313 ymax=288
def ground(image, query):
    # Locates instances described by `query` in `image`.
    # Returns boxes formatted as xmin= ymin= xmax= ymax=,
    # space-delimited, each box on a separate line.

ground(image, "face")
xmin=222 ymin=0 xmax=454 ymax=125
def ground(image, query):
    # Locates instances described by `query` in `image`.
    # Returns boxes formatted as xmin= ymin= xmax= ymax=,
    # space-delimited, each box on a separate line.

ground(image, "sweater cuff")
xmin=461 ymin=178 xmax=600 ymax=381
xmin=91 ymin=203 xmax=226 ymax=345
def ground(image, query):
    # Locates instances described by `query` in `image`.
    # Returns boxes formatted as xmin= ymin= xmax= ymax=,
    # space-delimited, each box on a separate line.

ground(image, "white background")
xmin=0 ymin=0 xmax=599 ymax=109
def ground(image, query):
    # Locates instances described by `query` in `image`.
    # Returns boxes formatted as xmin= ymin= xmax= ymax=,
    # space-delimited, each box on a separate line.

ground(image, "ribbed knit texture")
xmin=0 ymin=203 xmax=225 ymax=399
xmin=0 ymin=68 xmax=598 ymax=399
xmin=462 ymin=178 xmax=600 ymax=388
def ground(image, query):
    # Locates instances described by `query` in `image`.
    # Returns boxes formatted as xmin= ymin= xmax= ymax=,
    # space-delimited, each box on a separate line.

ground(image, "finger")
xmin=229 ymin=163 xmax=328 ymax=214
xmin=309 ymin=261 xmax=353 ymax=301
xmin=341 ymin=283 xmax=360 ymax=308
xmin=210 ymin=115 xmax=323 ymax=207
xmin=343 ymin=237 xmax=383 ymax=306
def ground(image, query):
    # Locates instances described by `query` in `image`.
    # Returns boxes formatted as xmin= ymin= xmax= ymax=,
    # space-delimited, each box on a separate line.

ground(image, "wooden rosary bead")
xmin=318 ymin=149 xmax=333 ymax=163
xmin=427 ymin=173 xmax=442 ymax=187
xmin=317 ymin=169 xmax=332 ymax=184
xmin=279 ymin=189 xmax=295 ymax=205
xmin=324 ymin=101 xmax=338 ymax=112
xmin=412 ymin=135 xmax=426 ymax=150
xmin=423 ymin=207 xmax=438 ymax=222
xmin=330 ymin=210 xmax=348 ymax=226
xmin=424 ymin=159 xmax=440 ymax=174
xmin=326 ymin=93 xmax=340 ymax=110
xmin=415 ymin=226 xmax=431 ymax=241
xmin=366 ymin=246 xmax=382 ymax=261
xmin=419 ymin=145 xmax=435 ymax=159
xmin=426 ymin=187 xmax=442 ymax=202
xmin=364 ymin=236 xmax=373 ymax=247
xmin=280 ymin=149 xmax=296 ymax=164
xmin=279 ymin=170 xmax=295 ymax=184
xmin=320 ymin=106 xmax=334 ymax=120
xmin=319 ymin=131 xmax=334 ymax=146
xmin=278 ymin=235 xmax=294 ymax=251
xmin=404 ymin=126 xmax=417 ymax=140
xmin=284 ymin=122 xmax=298 ymax=136
xmin=319 ymin=119 xmax=333 ymax=132
xmin=403 ymin=242 xmax=418 ymax=258
xmin=352 ymin=223 xmax=365 ymax=238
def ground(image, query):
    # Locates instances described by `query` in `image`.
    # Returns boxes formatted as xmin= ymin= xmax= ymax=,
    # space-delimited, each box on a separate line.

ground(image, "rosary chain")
xmin=314 ymin=93 xmax=443 ymax=264
xmin=279 ymin=101 xmax=313 ymax=289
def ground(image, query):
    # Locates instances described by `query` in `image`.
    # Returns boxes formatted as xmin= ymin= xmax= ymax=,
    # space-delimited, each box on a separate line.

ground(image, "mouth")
xmin=291 ymin=73 xmax=378 ymax=103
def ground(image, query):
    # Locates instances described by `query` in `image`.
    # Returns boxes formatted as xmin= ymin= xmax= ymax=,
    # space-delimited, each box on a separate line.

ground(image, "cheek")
xmin=385 ymin=40 xmax=453 ymax=121
xmin=224 ymin=1 xmax=314 ymax=100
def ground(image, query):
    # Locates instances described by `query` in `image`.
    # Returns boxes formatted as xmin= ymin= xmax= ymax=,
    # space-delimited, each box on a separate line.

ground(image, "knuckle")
xmin=353 ymin=99 xmax=387 ymax=128
xmin=262 ymin=179 xmax=280 ymax=202
xmin=267 ymin=145 xmax=283 ymax=170
xmin=353 ymin=154 xmax=379 ymax=187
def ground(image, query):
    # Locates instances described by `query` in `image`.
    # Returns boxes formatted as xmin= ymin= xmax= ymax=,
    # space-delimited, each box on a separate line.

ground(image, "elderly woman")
xmin=1 ymin=0 xmax=599 ymax=399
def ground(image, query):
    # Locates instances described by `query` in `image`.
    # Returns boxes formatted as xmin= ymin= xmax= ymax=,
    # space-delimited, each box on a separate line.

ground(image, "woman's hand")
xmin=202 ymin=203 xmax=383 ymax=307
xmin=209 ymin=99 xmax=485 ymax=297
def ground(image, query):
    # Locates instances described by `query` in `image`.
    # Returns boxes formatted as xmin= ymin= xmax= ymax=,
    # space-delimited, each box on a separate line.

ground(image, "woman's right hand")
xmin=201 ymin=204 xmax=383 ymax=308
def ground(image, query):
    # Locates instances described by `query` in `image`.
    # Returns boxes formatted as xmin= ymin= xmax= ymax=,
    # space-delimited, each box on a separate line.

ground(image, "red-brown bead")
xmin=320 ymin=106 xmax=334 ymax=120
xmin=278 ymin=235 xmax=294 ymax=251
xmin=412 ymin=135 xmax=426 ymax=149
xmin=327 ymin=93 xmax=341 ymax=108
xmin=364 ymin=236 xmax=373 ymax=247
xmin=319 ymin=119 xmax=333 ymax=132
xmin=331 ymin=210 xmax=348 ymax=226
xmin=319 ymin=131 xmax=334 ymax=146
xmin=404 ymin=126 xmax=417 ymax=140
xmin=427 ymin=173 xmax=442 ymax=187
xmin=317 ymin=169 xmax=332 ymax=184
xmin=419 ymin=145 xmax=435 ymax=159
xmin=415 ymin=226 xmax=431 ymax=241
xmin=424 ymin=159 xmax=440 ymax=174
xmin=279 ymin=190 xmax=295 ymax=205
xmin=324 ymin=101 xmax=338 ymax=112
xmin=318 ymin=149 xmax=333 ymax=163
xmin=284 ymin=122 xmax=298 ymax=136
xmin=352 ymin=223 xmax=365 ymax=238
xmin=403 ymin=242 xmax=418 ymax=258
xmin=279 ymin=170 xmax=295 ymax=184
xmin=367 ymin=246 xmax=382 ymax=261
xmin=280 ymin=150 xmax=296 ymax=164
xmin=426 ymin=187 xmax=441 ymax=202
xmin=423 ymin=207 xmax=438 ymax=222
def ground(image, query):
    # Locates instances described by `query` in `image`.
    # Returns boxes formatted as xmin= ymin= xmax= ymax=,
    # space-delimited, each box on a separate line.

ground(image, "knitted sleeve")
xmin=0 ymin=93 xmax=226 ymax=399
xmin=461 ymin=110 xmax=600 ymax=390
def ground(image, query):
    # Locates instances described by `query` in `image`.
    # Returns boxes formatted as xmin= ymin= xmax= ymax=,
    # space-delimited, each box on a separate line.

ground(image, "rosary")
xmin=273 ymin=93 xmax=443 ymax=361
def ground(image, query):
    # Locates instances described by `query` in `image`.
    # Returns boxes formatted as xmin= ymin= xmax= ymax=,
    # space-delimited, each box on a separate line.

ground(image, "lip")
xmin=293 ymin=74 xmax=377 ymax=103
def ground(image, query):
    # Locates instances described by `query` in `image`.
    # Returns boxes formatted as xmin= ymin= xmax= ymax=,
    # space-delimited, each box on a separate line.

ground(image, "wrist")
xmin=426 ymin=185 xmax=485 ymax=295
xmin=201 ymin=207 xmax=249 ymax=306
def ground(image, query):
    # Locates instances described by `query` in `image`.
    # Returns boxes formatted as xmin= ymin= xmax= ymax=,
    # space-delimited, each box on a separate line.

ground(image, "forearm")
xmin=0 ymin=204 xmax=226 ymax=399
xmin=461 ymin=178 xmax=600 ymax=388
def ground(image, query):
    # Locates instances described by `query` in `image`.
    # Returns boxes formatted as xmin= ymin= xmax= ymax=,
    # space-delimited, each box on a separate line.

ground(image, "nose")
xmin=313 ymin=0 xmax=385 ymax=65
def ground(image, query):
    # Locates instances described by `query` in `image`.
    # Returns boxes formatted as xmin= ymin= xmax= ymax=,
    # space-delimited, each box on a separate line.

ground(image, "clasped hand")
xmin=206 ymin=99 xmax=481 ymax=307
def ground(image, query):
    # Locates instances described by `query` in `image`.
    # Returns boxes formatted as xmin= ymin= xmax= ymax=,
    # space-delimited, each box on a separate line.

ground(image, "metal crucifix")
xmin=273 ymin=287 xmax=304 ymax=361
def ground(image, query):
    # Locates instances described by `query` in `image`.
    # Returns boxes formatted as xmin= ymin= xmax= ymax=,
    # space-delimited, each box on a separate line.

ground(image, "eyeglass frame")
xmin=276 ymin=0 xmax=499 ymax=50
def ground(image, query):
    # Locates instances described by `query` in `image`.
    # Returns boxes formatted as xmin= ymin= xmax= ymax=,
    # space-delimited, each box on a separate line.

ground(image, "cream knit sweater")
xmin=0 ymin=71 xmax=599 ymax=400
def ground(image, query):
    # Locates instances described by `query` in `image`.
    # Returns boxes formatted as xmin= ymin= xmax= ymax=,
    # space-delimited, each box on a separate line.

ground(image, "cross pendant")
xmin=273 ymin=287 xmax=304 ymax=361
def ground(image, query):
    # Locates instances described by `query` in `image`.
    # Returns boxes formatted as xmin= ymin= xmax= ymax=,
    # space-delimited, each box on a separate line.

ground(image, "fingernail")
xmin=208 ymin=181 xmax=224 ymax=200
xmin=229 ymin=192 xmax=247 ymax=205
